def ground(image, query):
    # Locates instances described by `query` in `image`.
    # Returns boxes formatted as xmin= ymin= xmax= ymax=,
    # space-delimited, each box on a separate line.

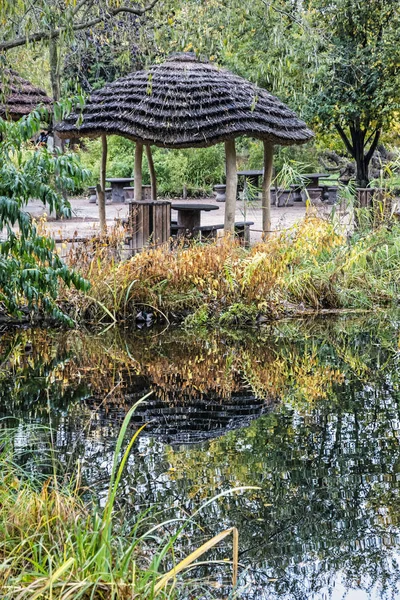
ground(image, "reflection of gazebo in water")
xmin=56 ymin=53 xmax=313 ymax=236
xmin=87 ymin=383 xmax=273 ymax=446
xmin=0 ymin=69 xmax=52 ymax=121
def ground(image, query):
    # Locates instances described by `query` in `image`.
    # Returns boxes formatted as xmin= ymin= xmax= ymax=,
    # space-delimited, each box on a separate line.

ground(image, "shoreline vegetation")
xmin=0 ymin=399 xmax=247 ymax=599
xmin=2 ymin=214 xmax=400 ymax=329
xmin=61 ymin=214 xmax=400 ymax=327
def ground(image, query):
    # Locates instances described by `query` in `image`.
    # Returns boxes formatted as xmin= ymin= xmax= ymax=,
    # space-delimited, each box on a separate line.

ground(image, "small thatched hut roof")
xmin=0 ymin=69 xmax=52 ymax=121
xmin=56 ymin=53 xmax=313 ymax=148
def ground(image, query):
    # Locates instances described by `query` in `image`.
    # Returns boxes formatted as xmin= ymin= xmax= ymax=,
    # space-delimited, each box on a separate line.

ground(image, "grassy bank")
xmin=0 ymin=403 xmax=244 ymax=599
xmin=66 ymin=216 xmax=400 ymax=326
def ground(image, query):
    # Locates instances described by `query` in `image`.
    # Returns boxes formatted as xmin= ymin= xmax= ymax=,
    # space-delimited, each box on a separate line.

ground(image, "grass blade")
xmin=154 ymin=527 xmax=239 ymax=595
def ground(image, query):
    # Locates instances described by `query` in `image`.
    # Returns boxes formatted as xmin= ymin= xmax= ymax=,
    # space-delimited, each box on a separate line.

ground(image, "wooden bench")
xmin=193 ymin=221 xmax=254 ymax=246
xmin=193 ymin=223 xmax=224 ymax=239
xmin=123 ymin=185 xmax=152 ymax=202
xmin=87 ymin=186 xmax=97 ymax=204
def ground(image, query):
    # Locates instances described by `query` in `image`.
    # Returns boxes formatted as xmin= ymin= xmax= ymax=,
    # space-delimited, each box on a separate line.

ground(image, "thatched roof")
xmin=56 ymin=53 xmax=313 ymax=148
xmin=107 ymin=389 xmax=271 ymax=445
xmin=0 ymin=70 xmax=52 ymax=121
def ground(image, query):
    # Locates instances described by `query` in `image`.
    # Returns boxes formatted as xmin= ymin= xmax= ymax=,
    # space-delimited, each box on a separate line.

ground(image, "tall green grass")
xmin=0 ymin=398 xmax=254 ymax=599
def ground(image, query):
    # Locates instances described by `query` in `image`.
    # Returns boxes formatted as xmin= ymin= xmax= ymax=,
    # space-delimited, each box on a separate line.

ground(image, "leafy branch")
xmin=0 ymin=0 xmax=161 ymax=52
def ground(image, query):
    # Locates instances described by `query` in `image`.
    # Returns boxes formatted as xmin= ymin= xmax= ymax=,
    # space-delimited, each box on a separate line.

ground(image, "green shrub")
xmin=79 ymin=139 xmax=225 ymax=196
xmin=219 ymin=303 xmax=259 ymax=326
xmin=0 ymin=112 xmax=90 ymax=323
xmin=79 ymin=136 xmax=135 ymax=184
xmin=148 ymin=149 xmax=189 ymax=196
xmin=185 ymin=145 xmax=225 ymax=188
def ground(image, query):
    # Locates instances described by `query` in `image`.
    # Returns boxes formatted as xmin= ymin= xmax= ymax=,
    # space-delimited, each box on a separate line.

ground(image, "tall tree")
xmin=306 ymin=0 xmax=400 ymax=187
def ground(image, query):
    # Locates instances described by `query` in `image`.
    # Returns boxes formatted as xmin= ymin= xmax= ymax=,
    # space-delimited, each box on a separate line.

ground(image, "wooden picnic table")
xmin=106 ymin=177 xmax=134 ymax=203
xmin=302 ymin=173 xmax=331 ymax=188
xmin=171 ymin=203 xmax=219 ymax=233
xmin=237 ymin=169 xmax=264 ymax=188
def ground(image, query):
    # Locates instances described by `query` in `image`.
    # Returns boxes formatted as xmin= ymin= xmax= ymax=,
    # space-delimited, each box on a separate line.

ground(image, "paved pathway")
xmin=25 ymin=195 xmax=336 ymax=244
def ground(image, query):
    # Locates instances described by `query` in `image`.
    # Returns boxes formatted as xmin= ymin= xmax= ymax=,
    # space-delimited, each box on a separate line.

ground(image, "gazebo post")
xmin=96 ymin=133 xmax=107 ymax=234
xmin=145 ymin=144 xmax=157 ymax=200
xmin=224 ymin=139 xmax=237 ymax=235
xmin=262 ymin=142 xmax=274 ymax=238
xmin=134 ymin=142 xmax=143 ymax=201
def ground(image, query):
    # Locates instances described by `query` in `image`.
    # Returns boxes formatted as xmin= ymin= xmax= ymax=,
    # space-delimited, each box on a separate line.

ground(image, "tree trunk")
xmin=224 ymin=139 xmax=237 ymax=235
xmin=97 ymin=134 xmax=107 ymax=234
xmin=145 ymin=144 xmax=157 ymax=200
xmin=134 ymin=142 xmax=143 ymax=201
xmin=335 ymin=122 xmax=381 ymax=190
xmin=262 ymin=142 xmax=274 ymax=237
xmin=355 ymin=156 xmax=369 ymax=189
xmin=351 ymin=129 xmax=369 ymax=188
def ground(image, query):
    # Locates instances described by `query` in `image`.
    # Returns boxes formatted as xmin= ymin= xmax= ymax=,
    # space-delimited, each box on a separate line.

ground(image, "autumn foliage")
xmin=65 ymin=216 xmax=400 ymax=324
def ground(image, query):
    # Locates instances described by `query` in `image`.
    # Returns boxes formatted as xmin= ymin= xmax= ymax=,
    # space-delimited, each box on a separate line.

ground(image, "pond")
xmin=1 ymin=313 xmax=400 ymax=599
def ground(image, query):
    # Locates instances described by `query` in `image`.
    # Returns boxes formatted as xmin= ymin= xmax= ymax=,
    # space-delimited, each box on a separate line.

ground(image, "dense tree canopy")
xmin=306 ymin=0 xmax=400 ymax=186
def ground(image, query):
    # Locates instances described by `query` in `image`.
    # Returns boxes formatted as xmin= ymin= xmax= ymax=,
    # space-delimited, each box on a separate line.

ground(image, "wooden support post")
xmin=145 ymin=144 xmax=157 ymax=200
xmin=262 ymin=142 xmax=274 ymax=238
xmin=224 ymin=139 xmax=237 ymax=235
xmin=134 ymin=142 xmax=144 ymax=201
xmin=97 ymin=134 xmax=107 ymax=234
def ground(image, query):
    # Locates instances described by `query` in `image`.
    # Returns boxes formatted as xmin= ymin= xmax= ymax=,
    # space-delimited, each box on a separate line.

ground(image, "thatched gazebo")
xmin=0 ymin=69 xmax=52 ymax=121
xmin=56 ymin=53 xmax=313 ymax=235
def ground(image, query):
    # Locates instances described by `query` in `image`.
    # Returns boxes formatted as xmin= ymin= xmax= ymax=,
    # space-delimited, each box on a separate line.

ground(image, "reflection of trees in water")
xmin=1 ymin=314 xmax=400 ymax=597
xmin=168 ymin=386 xmax=400 ymax=598
xmin=0 ymin=319 xmax=348 ymax=407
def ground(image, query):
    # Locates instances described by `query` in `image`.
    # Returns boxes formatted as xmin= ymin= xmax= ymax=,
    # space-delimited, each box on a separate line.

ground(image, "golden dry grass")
xmin=63 ymin=215 xmax=400 ymax=324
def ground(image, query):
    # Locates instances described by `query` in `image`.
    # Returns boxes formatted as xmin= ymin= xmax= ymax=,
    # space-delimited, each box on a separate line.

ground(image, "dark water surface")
xmin=1 ymin=314 xmax=400 ymax=599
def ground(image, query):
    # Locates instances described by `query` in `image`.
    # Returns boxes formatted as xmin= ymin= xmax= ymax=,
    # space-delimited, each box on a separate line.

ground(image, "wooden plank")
xmin=128 ymin=204 xmax=135 ymax=250
xmin=143 ymin=203 xmax=150 ymax=247
xmin=134 ymin=204 xmax=141 ymax=251
xmin=154 ymin=203 xmax=162 ymax=245
xmin=163 ymin=204 xmax=168 ymax=242
xmin=153 ymin=204 xmax=158 ymax=245
xmin=160 ymin=204 xmax=165 ymax=243
xmin=163 ymin=203 xmax=171 ymax=243
xmin=135 ymin=206 xmax=141 ymax=251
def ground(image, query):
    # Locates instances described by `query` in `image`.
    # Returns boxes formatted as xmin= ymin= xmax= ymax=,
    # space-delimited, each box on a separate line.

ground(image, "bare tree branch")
xmin=73 ymin=0 xmax=93 ymax=16
xmin=113 ymin=0 xmax=160 ymax=16
xmin=365 ymin=128 xmax=381 ymax=163
xmin=0 ymin=0 xmax=160 ymax=52
xmin=364 ymin=124 xmax=380 ymax=148
xmin=335 ymin=123 xmax=355 ymax=157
